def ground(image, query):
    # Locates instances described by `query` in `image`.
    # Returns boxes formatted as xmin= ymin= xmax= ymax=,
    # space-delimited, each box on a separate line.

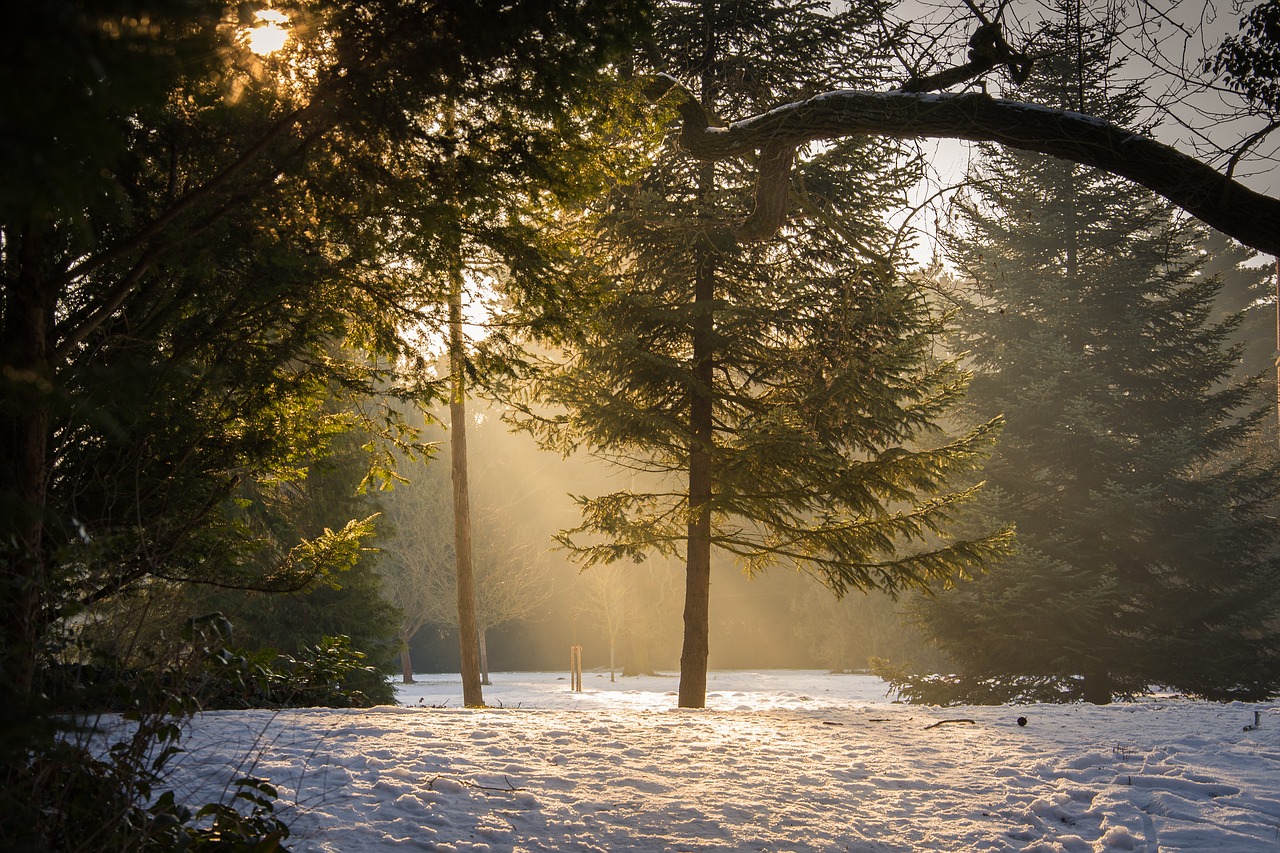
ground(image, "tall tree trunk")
xmin=2 ymin=221 xmax=54 ymax=695
xmin=678 ymin=330 xmax=714 ymax=706
xmin=448 ymin=253 xmax=484 ymax=708
xmin=399 ymin=637 xmax=415 ymax=684
xmin=678 ymin=23 xmax=719 ymax=710
xmin=678 ymin=183 xmax=718 ymax=709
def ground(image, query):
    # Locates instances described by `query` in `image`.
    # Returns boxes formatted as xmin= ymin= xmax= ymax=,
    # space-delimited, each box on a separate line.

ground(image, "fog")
xmin=388 ymin=396 xmax=939 ymax=677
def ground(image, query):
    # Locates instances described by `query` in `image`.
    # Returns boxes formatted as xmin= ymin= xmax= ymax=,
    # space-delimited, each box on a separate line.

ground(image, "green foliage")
xmin=516 ymin=0 xmax=1010 ymax=596
xmin=2 ymin=614 xmax=292 ymax=852
xmin=191 ymin=426 xmax=402 ymax=690
xmin=3 ymin=742 xmax=290 ymax=852
xmin=870 ymin=658 xmax=1083 ymax=706
xmin=1209 ymin=0 xmax=1280 ymax=113
xmin=911 ymin=4 xmax=1280 ymax=704
xmin=198 ymin=633 xmax=394 ymax=709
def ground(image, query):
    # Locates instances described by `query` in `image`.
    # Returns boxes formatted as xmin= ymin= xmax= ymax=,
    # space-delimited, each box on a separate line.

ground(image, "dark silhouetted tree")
xmin=911 ymin=4 xmax=1280 ymax=704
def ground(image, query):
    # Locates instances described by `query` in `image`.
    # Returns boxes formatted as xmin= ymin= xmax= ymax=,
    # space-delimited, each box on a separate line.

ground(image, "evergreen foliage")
xmin=909 ymin=3 xmax=1280 ymax=704
xmin=515 ymin=0 xmax=1012 ymax=708
xmin=187 ymin=427 xmax=402 ymax=703
xmin=2 ymin=0 xmax=646 ymax=842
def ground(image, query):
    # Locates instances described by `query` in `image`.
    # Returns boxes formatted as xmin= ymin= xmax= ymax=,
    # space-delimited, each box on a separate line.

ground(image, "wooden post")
xmin=570 ymin=645 xmax=583 ymax=692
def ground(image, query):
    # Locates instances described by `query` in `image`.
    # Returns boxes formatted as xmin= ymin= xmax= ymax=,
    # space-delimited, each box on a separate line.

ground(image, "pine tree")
xmin=913 ymin=2 xmax=1280 ymax=703
xmin=517 ymin=0 xmax=1011 ymax=708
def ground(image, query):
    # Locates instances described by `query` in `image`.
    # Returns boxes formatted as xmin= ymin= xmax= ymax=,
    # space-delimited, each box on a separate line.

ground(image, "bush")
xmin=2 ymin=614 xmax=292 ymax=851
xmin=870 ymin=657 xmax=1087 ymax=706
xmin=2 ymin=613 xmax=395 ymax=851
xmin=198 ymin=633 xmax=396 ymax=710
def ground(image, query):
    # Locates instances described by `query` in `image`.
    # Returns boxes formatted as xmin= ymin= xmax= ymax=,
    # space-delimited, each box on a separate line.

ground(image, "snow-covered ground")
xmin=163 ymin=670 xmax=1280 ymax=852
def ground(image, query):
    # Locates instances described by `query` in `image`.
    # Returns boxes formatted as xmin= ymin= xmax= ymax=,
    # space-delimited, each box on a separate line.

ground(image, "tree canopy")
xmin=646 ymin=2 xmax=1280 ymax=256
xmin=0 ymin=0 xmax=646 ymax=694
xmin=905 ymin=6 xmax=1280 ymax=703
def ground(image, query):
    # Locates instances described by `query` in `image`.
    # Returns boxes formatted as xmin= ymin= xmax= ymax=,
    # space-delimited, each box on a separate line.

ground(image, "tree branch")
xmin=655 ymin=81 xmax=1280 ymax=256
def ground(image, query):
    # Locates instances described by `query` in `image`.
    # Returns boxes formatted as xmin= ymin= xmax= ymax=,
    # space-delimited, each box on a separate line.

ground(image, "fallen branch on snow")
xmin=924 ymin=718 xmax=977 ymax=730
xmin=426 ymin=774 xmax=525 ymax=795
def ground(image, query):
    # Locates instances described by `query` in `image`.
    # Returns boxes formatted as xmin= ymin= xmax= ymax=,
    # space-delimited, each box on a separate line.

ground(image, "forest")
xmin=3 ymin=0 xmax=1280 ymax=848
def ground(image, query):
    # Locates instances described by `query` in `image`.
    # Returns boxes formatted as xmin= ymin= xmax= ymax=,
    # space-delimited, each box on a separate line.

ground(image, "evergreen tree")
xmin=516 ymin=0 xmax=1010 ymax=708
xmin=913 ymin=2 xmax=1280 ymax=703
xmin=0 ymin=0 xmax=645 ymax=701
xmin=190 ymin=424 xmax=402 ymax=697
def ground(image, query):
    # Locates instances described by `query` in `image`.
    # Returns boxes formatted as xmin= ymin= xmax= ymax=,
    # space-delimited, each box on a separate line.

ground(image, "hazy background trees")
xmin=891 ymin=2 xmax=1280 ymax=703
xmin=378 ymin=412 xmax=553 ymax=685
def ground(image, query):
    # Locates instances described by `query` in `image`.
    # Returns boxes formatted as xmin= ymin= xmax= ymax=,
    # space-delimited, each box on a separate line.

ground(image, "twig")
xmin=427 ymin=774 xmax=525 ymax=795
xmin=924 ymin=718 xmax=976 ymax=730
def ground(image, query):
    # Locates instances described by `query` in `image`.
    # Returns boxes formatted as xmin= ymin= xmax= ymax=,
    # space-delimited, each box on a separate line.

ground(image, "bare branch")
xmin=653 ymin=80 xmax=1280 ymax=256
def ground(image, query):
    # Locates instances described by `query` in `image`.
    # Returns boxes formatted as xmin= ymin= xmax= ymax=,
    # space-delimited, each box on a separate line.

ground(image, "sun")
xmin=247 ymin=9 xmax=289 ymax=56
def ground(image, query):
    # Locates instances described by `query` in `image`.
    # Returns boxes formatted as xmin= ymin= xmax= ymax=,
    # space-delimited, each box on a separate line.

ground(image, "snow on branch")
xmin=650 ymin=77 xmax=1280 ymax=257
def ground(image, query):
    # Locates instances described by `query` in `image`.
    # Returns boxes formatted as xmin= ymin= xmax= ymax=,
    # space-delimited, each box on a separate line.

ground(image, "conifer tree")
xmin=517 ymin=0 xmax=1010 ymax=708
xmin=912 ymin=1 xmax=1280 ymax=703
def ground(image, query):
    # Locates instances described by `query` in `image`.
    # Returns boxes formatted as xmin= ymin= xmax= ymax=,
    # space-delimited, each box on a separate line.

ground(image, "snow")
xmin=160 ymin=670 xmax=1280 ymax=852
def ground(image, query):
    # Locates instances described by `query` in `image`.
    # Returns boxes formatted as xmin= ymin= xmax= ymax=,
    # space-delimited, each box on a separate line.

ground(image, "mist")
xmin=386 ymin=396 xmax=938 ymax=678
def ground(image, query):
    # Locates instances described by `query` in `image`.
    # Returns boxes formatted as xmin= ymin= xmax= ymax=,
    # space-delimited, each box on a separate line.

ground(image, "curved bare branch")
xmin=661 ymin=83 xmax=1280 ymax=256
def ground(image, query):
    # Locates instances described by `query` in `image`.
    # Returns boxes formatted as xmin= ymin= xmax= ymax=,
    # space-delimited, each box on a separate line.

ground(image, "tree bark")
xmin=678 ymin=157 xmax=719 ymax=709
xmin=1 ymin=220 xmax=54 ymax=694
xmin=479 ymin=628 xmax=491 ymax=686
xmin=659 ymin=85 xmax=1280 ymax=257
xmin=448 ymin=256 xmax=484 ymax=708
xmin=677 ymin=17 xmax=721 ymax=711
xmin=399 ymin=641 xmax=415 ymax=684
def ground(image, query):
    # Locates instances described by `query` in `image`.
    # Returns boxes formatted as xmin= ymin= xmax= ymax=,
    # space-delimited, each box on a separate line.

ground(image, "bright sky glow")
xmin=247 ymin=9 xmax=289 ymax=56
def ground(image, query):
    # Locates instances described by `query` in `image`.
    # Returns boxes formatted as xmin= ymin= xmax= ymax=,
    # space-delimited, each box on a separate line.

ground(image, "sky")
xmin=883 ymin=0 xmax=1279 ymax=266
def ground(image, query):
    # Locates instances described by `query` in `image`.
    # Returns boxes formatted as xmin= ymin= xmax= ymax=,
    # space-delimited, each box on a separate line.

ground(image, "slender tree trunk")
xmin=2 ymin=221 xmax=54 ymax=694
xmin=479 ymin=628 xmax=491 ymax=686
xmin=399 ymin=641 xmax=415 ymax=684
xmin=1273 ymin=259 xmax=1278 ymax=442
xmin=678 ymin=336 xmax=714 ymax=706
xmin=678 ymin=23 xmax=719 ymax=710
xmin=448 ymin=253 xmax=484 ymax=708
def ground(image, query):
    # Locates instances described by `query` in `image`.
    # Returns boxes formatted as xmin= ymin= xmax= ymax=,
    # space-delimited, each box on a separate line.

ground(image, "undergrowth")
xmin=2 ymin=613 xmax=392 ymax=851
